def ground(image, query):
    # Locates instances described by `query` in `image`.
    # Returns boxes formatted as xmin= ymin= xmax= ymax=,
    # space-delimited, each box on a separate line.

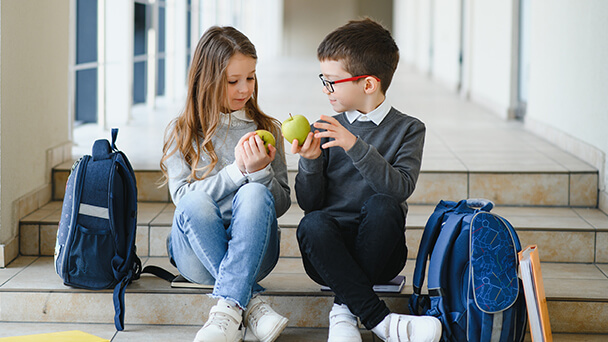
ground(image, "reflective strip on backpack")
xmin=79 ymin=203 xmax=110 ymax=220
xmin=491 ymin=311 xmax=503 ymax=342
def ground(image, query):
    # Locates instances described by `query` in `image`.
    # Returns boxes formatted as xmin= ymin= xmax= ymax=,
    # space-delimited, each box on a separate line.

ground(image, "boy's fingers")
xmin=290 ymin=140 xmax=300 ymax=154
xmin=319 ymin=115 xmax=338 ymax=124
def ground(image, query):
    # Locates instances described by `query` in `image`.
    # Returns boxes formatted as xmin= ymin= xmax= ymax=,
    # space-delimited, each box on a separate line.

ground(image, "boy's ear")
xmin=363 ymin=76 xmax=381 ymax=94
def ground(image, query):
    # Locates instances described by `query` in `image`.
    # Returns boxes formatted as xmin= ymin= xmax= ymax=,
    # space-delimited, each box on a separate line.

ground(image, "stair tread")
xmin=2 ymin=256 xmax=608 ymax=302
xmin=21 ymin=201 xmax=608 ymax=232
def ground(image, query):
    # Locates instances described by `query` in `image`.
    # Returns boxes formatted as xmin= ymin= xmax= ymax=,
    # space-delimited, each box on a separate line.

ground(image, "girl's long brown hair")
xmin=160 ymin=26 xmax=281 ymax=184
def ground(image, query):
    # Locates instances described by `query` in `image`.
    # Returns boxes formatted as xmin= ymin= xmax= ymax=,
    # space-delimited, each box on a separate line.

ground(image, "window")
xmin=74 ymin=0 xmax=98 ymax=123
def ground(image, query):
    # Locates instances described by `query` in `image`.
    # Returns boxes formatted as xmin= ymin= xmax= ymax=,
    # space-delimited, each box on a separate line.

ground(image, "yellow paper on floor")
xmin=0 ymin=330 xmax=109 ymax=342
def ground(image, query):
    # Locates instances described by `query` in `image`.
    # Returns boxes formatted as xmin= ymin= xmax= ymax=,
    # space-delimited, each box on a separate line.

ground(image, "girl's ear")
xmin=363 ymin=76 xmax=380 ymax=94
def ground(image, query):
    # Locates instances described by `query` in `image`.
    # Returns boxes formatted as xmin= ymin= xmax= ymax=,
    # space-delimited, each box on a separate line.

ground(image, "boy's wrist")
xmin=346 ymin=137 xmax=367 ymax=161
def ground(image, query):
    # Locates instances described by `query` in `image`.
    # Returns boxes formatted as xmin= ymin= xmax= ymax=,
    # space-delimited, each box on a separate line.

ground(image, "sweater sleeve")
xmin=295 ymin=152 xmax=326 ymax=213
xmin=346 ymin=118 xmax=425 ymax=202
xmin=165 ymin=151 xmax=243 ymax=206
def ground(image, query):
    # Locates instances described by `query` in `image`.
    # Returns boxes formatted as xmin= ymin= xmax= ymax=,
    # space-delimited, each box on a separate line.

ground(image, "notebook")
xmin=518 ymin=245 xmax=553 ymax=342
xmin=170 ymin=274 xmax=215 ymax=289
xmin=321 ymin=275 xmax=405 ymax=293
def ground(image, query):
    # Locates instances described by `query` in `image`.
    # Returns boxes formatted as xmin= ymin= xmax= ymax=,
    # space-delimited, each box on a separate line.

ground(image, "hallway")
xmin=74 ymin=57 xmax=595 ymax=177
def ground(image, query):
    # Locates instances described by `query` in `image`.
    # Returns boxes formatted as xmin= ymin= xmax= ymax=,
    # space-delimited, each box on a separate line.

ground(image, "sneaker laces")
xmin=205 ymin=311 xmax=232 ymax=331
xmin=246 ymin=299 xmax=269 ymax=326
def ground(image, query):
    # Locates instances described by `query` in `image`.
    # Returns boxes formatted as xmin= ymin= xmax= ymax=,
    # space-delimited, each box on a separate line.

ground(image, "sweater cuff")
xmin=299 ymin=154 xmax=324 ymax=173
xmin=246 ymin=164 xmax=273 ymax=183
xmin=346 ymin=137 xmax=368 ymax=162
xmin=226 ymin=162 xmax=247 ymax=186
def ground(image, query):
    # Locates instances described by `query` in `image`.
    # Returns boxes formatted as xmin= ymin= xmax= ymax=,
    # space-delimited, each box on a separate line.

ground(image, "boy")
xmin=290 ymin=18 xmax=441 ymax=342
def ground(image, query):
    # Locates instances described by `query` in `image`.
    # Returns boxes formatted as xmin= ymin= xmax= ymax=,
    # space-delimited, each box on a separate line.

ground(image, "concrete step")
xmin=52 ymin=155 xmax=599 ymax=207
xmin=0 ymin=323 xmax=607 ymax=342
xmin=19 ymin=201 xmax=608 ymax=263
xmin=1 ymin=256 xmax=608 ymax=335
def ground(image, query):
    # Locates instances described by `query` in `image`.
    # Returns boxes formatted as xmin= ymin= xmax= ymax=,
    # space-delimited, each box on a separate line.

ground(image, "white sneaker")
xmin=328 ymin=304 xmax=362 ymax=342
xmin=243 ymin=296 xmax=288 ymax=342
xmin=385 ymin=313 xmax=441 ymax=342
xmin=194 ymin=300 xmax=244 ymax=342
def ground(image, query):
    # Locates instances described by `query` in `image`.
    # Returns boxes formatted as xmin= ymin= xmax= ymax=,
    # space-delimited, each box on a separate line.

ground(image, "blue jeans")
xmin=168 ymin=183 xmax=280 ymax=308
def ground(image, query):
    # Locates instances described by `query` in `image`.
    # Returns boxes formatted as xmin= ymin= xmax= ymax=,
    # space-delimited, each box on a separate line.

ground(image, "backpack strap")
xmin=141 ymin=265 xmax=178 ymax=282
xmin=111 ymin=127 xmax=119 ymax=151
xmin=107 ymin=128 xmax=141 ymax=331
xmin=409 ymin=200 xmax=458 ymax=315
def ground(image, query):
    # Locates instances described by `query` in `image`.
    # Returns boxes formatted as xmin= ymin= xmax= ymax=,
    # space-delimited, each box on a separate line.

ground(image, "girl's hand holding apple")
xmin=235 ymin=131 xmax=276 ymax=174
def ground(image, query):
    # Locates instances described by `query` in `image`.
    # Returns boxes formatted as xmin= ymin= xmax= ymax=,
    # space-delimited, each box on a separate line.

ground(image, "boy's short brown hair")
xmin=317 ymin=18 xmax=399 ymax=94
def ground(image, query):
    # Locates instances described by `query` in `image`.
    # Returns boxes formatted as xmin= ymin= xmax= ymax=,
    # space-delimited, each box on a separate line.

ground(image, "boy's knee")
xmin=364 ymin=194 xmax=403 ymax=217
xmin=297 ymin=211 xmax=332 ymax=241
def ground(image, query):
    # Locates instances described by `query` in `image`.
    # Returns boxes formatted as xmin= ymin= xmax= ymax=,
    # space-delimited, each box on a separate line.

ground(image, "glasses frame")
xmin=318 ymin=74 xmax=380 ymax=93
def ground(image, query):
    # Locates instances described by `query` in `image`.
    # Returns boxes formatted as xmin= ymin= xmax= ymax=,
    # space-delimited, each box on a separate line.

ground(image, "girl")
xmin=160 ymin=26 xmax=290 ymax=342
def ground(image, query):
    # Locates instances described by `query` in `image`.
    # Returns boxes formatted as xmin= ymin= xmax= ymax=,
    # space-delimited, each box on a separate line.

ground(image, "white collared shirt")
xmin=220 ymin=109 xmax=254 ymax=125
xmin=345 ymin=99 xmax=391 ymax=125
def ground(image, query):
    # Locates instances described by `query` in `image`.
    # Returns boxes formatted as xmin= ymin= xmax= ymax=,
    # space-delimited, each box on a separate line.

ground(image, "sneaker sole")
xmin=258 ymin=317 xmax=288 ymax=342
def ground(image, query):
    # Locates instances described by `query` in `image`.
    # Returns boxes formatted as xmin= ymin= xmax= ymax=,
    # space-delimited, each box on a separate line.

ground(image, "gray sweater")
xmin=295 ymin=107 xmax=425 ymax=225
xmin=164 ymin=115 xmax=291 ymax=221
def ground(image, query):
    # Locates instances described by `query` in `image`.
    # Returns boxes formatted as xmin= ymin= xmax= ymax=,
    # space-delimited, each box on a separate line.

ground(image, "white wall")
xmin=394 ymin=0 xmax=432 ymax=74
xmin=524 ymin=0 xmax=608 ymax=211
xmin=104 ymin=0 xmax=134 ymax=126
xmin=465 ymin=0 xmax=516 ymax=119
xmin=0 ymin=0 xmax=71 ymax=264
xmin=431 ymin=0 xmax=461 ymax=90
xmin=283 ymin=0 xmax=356 ymax=58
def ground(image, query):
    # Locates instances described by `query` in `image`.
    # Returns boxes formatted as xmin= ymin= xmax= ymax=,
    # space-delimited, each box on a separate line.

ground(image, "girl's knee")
xmin=236 ymin=182 xmax=272 ymax=200
xmin=233 ymin=183 xmax=274 ymax=212
xmin=174 ymin=191 xmax=220 ymax=223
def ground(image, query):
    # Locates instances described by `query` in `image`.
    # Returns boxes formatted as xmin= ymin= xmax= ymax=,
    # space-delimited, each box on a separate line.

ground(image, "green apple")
xmin=281 ymin=113 xmax=311 ymax=146
xmin=255 ymin=129 xmax=276 ymax=152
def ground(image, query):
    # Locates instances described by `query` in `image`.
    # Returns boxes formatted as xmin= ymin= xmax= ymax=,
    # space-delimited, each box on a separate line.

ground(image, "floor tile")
xmin=112 ymin=324 xmax=199 ymax=341
xmin=541 ymin=262 xmax=607 ymax=280
xmin=545 ymin=278 xmax=608 ymax=301
xmin=0 ymin=256 xmax=38 ymax=286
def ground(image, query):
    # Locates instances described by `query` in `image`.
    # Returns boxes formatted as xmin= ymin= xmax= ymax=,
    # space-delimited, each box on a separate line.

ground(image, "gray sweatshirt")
xmin=164 ymin=112 xmax=291 ymax=221
xmin=295 ymin=107 xmax=425 ymax=225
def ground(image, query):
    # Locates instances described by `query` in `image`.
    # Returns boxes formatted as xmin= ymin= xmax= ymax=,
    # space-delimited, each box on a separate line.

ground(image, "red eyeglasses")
xmin=319 ymin=74 xmax=380 ymax=93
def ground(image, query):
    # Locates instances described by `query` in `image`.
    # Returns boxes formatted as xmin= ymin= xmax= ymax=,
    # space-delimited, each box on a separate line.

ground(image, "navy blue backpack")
xmin=55 ymin=128 xmax=141 ymax=331
xmin=409 ymin=199 xmax=527 ymax=342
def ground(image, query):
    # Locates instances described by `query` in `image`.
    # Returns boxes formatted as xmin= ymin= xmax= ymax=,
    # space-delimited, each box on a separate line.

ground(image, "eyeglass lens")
xmin=319 ymin=74 xmax=334 ymax=93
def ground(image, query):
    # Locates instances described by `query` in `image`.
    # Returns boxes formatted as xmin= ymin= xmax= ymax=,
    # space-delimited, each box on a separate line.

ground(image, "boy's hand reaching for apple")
xmin=312 ymin=115 xmax=357 ymax=151
xmin=290 ymin=131 xmax=322 ymax=159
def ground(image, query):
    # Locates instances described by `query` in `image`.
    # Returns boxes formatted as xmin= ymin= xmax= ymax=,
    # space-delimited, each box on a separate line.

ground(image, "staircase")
xmin=2 ymin=65 xmax=608 ymax=340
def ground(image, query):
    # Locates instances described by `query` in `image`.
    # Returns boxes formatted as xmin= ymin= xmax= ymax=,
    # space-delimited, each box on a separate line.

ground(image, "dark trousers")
xmin=296 ymin=194 xmax=407 ymax=329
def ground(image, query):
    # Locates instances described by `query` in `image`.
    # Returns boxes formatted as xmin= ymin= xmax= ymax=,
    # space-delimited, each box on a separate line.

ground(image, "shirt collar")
xmin=220 ymin=109 xmax=254 ymax=124
xmin=345 ymin=99 xmax=391 ymax=125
